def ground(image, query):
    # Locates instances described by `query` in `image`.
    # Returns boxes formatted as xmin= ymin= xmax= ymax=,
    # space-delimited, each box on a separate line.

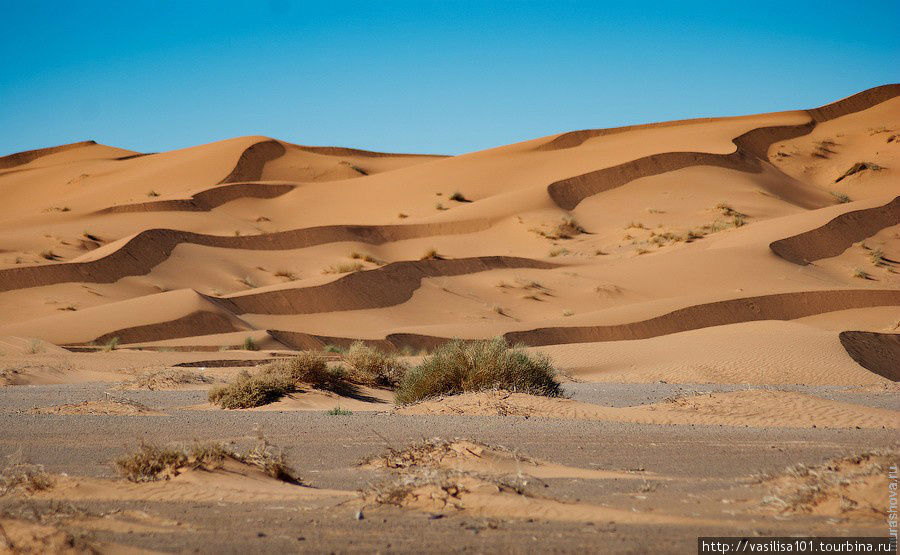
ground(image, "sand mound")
xmin=36 ymin=458 xmax=351 ymax=504
xmin=770 ymin=196 xmax=900 ymax=265
xmin=366 ymin=472 xmax=723 ymax=526
xmin=397 ymin=389 xmax=898 ymax=429
xmin=839 ymin=331 xmax=900 ymax=381
xmin=759 ymin=450 xmax=898 ymax=519
xmin=29 ymin=399 xmax=163 ymax=415
xmin=364 ymin=439 xmax=654 ymax=481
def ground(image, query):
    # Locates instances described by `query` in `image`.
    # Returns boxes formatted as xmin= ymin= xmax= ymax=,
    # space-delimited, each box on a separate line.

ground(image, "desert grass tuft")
xmin=323 ymin=262 xmax=365 ymax=274
xmin=395 ymin=338 xmax=561 ymax=405
xmin=242 ymin=336 xmax=258 ymax=351
xmin=420 ymin=248 xmax=444 ymax=260
xmin=326 ymin=406 xmax=353 ymax=415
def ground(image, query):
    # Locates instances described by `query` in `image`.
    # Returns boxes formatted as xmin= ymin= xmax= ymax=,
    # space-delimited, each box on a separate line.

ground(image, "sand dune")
xmin=770 ymin=196 xmax=900 ymax=264
xmin=838 ymin=331 xmax=900 ymax=381
xmin=0 ymin=84 xmax=897 ymax=377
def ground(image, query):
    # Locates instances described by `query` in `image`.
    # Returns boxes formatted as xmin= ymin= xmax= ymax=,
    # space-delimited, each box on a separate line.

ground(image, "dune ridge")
xmin=546 ymin=84 xmax=900 ymax=210
xmin=0 ymin=220 xmax=494 ymax=293
xmin=96 ymin=182 xmax=296 ymax=214
xmin=838 ymin=331 xmax=900 ymax=381
xmin=268 ymin=289 xmax=900 ymax=350
xmin=0 ymin=140 xmax=100 ymax=170
xmin=217 ymin=139 xmax=287 ymax=184
xmin=212 ymin=256 xmax=558 ymax=315
xmin=769 ymin=196 xmax=900 ymax=265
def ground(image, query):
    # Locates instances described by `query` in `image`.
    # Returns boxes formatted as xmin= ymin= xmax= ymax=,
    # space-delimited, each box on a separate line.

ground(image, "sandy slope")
xmin=0 ymin=84 xmax=897 ymax=386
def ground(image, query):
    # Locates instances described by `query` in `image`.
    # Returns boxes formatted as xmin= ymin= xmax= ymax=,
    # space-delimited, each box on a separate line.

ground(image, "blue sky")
xmin=1 ymin=1 xmax=898 ymax=156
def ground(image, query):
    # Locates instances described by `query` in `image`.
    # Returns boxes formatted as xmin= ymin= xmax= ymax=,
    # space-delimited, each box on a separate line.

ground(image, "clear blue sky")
xmin=2 ymin=1 xmax=898 ymax=156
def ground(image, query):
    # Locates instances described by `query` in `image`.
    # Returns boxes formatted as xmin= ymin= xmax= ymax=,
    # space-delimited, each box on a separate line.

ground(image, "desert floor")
xmin=0 ymin=84 xmax=898 ymax=553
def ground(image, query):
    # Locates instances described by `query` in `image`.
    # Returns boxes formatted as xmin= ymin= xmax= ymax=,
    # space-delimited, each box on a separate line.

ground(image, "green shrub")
xmin=243 ymin=336 xmax=258 ymax=351
xmin=395 ymin=338 xmax=561 ymax=405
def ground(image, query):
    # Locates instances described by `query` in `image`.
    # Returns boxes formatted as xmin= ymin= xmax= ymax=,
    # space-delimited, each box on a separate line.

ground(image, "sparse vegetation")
xmin=449 ymin=191 xmax=471 ymax=203
xmin=395 ymin=338 xmax=562 ymax=405
xmin=274 ymin=269 xmax=297 ymax=280
xmin=435 ymin=202 xmax=448 ymax=211
xmin=626 ymin=221 xmax=647 ymax=230
xmin=0 ymin=461 xmax=54 ymax=495
xmin=343 ymin=341 xmax=408 ymax=386
xmin=562 ymin=309 xmax=574 ymax=317
xmin=420 ymin=248 xmax=444 ymax=260
xmin=548 ymin=247 xmax=569 ymax=257
xmin=350 ymin=251 xmax=383 ymax=265
xmin=830 ymin=191 xmax=852 ymax=204
xmin=398 ymin=213 xmax=409 ymax=219
xmin=26 ymin=339 xmax=45 ymax=354
xmin=82 ymin=231 xmax=101 ymax=242
xmin=835 ymin=162 xmax=884 ymax=183
xmin=209 ymin=352 xmax=349 ymax=408
xmin=146 ymin=190 xmax=160 ymax=197
xmin=852 ymin=267 xmax=870 ymax=279
xmin=115 ymin=438 xmax=299 ymax=483
xmin=326 ymin=406 xmax=353 ymax=415
xmin=243 ymin=336 xmax=258 ymax=351
xmin=101 ymin=337 xmax=119 ymax=352
xmin=533 ymin=217 xmax=587 ymax=240
xmin=869 ymin=248 xmax=886 ymax=266
xmin=323 ymin=344 xmax=346 ymax=354
xmin=125 ymin=368 xmax=212 ymax=390
xmin=39 ymin=250 xmax=60 ymax=261
xmin=208 ymin=369 xmax=295 ymax=409
xmin=323 ymin=261 xmax=365 ymax=274
xmin=237 ymin=275 xmax=256 ymax=288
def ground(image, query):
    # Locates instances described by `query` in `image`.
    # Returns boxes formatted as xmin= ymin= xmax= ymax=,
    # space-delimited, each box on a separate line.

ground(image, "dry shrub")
xmin=115 ymin=443 xmax=187 ymax=482
xmin=208 ymin=353 xmax=345 ymax=408
xmin=0 ymin=462 xmax=54 ymax=495
xmin=207 ymin=370 xmax=294 ymax=409
xmin=115 ymin=439 xmax=299 ymax=483
xmin=343 ymin=341 xmax=407 ymax=386
xmin=126 ymin=368 xmax=212 ymax=390
xmin=395 ymin=338 xmax=561 ymax=405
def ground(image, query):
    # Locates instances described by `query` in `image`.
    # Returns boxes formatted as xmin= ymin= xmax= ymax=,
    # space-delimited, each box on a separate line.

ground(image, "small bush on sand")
xmin=116 ymin=439 xmax=299 ymax=483
xmin=265 ymin=352 xmax=341 ymax=389
xmin=242 ymin=336 xmax=258 ymax=351
xmin=323 ymin=261 xmax=365 ymax=274
xmin=326 ymin=406 xmax=353 ymax=415
xmin=344 ymin=341 xmax=407 ymax=386
xmin=420 ymin=249 xmax=444 ymax=260
xmin=830 ymin=191 xmax=852 ymax=203
xmin=102 ymin=337 xmax=119 ymax=352
xmin=208 ymin=370 xmax=294 ymax=409
xmin=0 ymin=461 xmax=54 ymax=494
xmin=395 ymin=338 xmax=561 ymax=404
xmin=852 ymin=267 xmax=870 ymax=279
xmin=209 ymin=353 xmax=348 ymax=408
xmin=116 ymin=442 xmax=188 ymax=482
xmin=126 ymin=368 xmax=212 ymax=390
xmin=449 ymin=191 xmax=471 ymax=202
